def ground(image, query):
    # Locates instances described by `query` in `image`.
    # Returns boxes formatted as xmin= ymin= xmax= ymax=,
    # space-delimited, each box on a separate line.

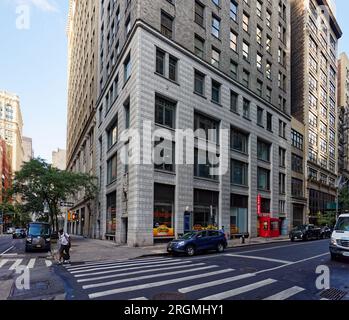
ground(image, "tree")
xmin=339 ymin=187 xmax=349 ymax=213
xmin=12 ymin=158 xmax=97 ymax=232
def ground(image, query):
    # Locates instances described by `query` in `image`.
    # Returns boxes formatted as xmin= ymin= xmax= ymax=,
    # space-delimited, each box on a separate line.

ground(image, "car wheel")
xmin=186 ymin=245 xmax=196 ymax=257
xmin=290 ymin=237 xmax=295 ymax=242
xmin=216 ymin=242 xmax=225 ymax=253
xmin=303 ymin=235 xmax=308 ymax=241
xmin=331 ymin=253 xmax=338 ymax=261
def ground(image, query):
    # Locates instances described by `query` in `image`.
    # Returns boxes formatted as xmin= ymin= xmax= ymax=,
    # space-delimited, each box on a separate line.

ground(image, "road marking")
xmin=0 ymin=246 xmax=14 ymax=256
xmin=45 ymin=260 xmax=53 ymax=267
xmin=9 ymin=259 xmax=23 ymax=270
xmin=83 ymin=265 xmax=219 ymax=290
xmin=0 ymin=259 xmax=9 ymax=268
xmin=2 ymin=254 xmax=18 ymax=257
xmin=75 ymin=260 xmax=192 ymax=278
xmin=66 ymin=257 xmax=173 ymax=270
xmin=263 ymin=286 xmax=305 ymax=300
xmin=179 ymin=273 xmax=255 ymax=294
xmin=71 ymin=259 xmax=178 ymax=274
xmin=225 ymin=254 xmax=291 ymax=264
xmin=26 ymin=258 xmax=36 ymax=269
xmin=78 ymin=261 xmax=202 ymax=283
xmin=253 ymin=252 xmax=330 ymax=276
xmin=199 ymin=278 xmax=277 ymax=300
xmin=130 ymin=297 xmax=148 ymax=300
xmin=88 ymin=268 xmax=233 ymax=299
xmin=321 ymin=298 xmax=330 ymax=301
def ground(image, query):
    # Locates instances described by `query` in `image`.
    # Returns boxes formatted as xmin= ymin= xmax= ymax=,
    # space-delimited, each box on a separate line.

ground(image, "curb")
xmin=136 ymin=238 xmax=291 ymax=258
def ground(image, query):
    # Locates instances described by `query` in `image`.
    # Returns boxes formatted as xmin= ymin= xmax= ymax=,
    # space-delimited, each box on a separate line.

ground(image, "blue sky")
xmin=0 ymin=0 xmax=348 ymax=162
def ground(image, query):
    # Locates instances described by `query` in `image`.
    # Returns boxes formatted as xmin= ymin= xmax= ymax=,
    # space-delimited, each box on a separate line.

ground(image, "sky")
xmin=0 ymin=0 xmax=348 ymax=163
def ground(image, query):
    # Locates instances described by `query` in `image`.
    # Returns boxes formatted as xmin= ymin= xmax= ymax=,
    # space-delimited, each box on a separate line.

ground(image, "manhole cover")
xmin=152 ymin=292 xmax=186 ymax=300
xmin=320 ymin=288 xmax=347 ymax=300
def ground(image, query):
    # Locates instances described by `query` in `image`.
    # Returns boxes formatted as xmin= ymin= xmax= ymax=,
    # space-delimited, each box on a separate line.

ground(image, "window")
xmin=266 ymin=36 xmax=272 ymax=53
xmin=242 ymin=69 xmax=250 ymax=88
xmin=230 ymin=60 xmax=238 ymax=79
xmin=308 ymin=168 xmax=317 ymax=181
xmin=211 ymin=15 xmax=220 ymax=38
xmin=257 ymin=53 xmax=263 ymax=71
xmin=231 ymin=160 xmax=248 ymax=186
xmin=125 ymin=14 xmax=131 ymax=36
xmin=292 ymin=178 xmax=303 ymax=197
xmin=257 ymin=139 xmax=270 ymax=162
xmin=309 ymin=112 xmax=317 ymax=127
xmin=242 ymin=13 xmax=249 ymax=32
xmin=194 ymin=113 xmax=219 ymax=144
xmin=194 ymin=70 xmax=205 ymax=96
xmin=243 ymin=98 xmax=250 ymax=119
xmin=267 ymin=112 xmax=272 ymax=131
xmin=258 ymin=167 xmax=270 ymax=191
xmin=266 ymin=10 xmax=271 ymax=28
xmin=230 ymin=31 xmax=237 ymax=52
xmin=243 ymin=41 xmax=249 ymax=61
xmin=279 ymin=148 xmax=286 ymax=167
xmin=266 ymin=87 xmax=272 ymax=102
xmin=257 ymin=80 xmax=263 ymax=97
xmin=231 ymin=128 xmax=249 ymax=154
xmin=154 ymin=138 xmax=175 ymax=172
xmin=257 ymin=107 xmax=264 ymax=126
xmin=266 ymin=62 xmax=271 ymax=79
xmin=211 ymin=47 xmax=220 ymax=67
xmin=230 ymin=90 xmax=238 ymax=113
xmin=308 ymin=131 xmax=317 ymax=146
xmin=194 ymin=149 xmax=219 ymax=180
xmin=308 ymin=149 xmax=317 ymax=163
xmin=168 ymin=55 xmax=178 ymax=82
xmin=194 ymin=34 xmax=204 ymax=58
xmin=195 ymin=1 xmax=205 ymax=26
xmin=292 ymin=154 xmax=303 ymax=173
xmin=309 ymin=93 xmax=317 ymax=110
xmin=107 ymin=120 xmax=118 ymax=149
xmin=279 ymin=120 xmax=286 ymax=138
xmin=211 ymin=80 xmax=221 ymax=104
xmin=156 ymin=48 xmax=165 ymax=75
xmin=256 ymin=1 xmax=262 ymax=18
xmin=107 ymin=154 xmax=117 ymax=184
xmin=124 ymin=101 xmax=130 ymax=129
xmin=279 ymin=173 xmax=286 ymax=194
xmin=320 ymin=138 xmax=327 ymax=153
xmin=230 ymin=1 xmax=238 ymax=22
xmin=124 ymin=53 xmax=131 ymax=83
xmin=155 ymin=95 xmax=176 ymax=128
xmin=161 ymin=11 xmax=173 ymax=39
xmin=212 ymin=0 xmax=220 ymax=6
xmin=256 ymin=26 xmax=262 ymax=45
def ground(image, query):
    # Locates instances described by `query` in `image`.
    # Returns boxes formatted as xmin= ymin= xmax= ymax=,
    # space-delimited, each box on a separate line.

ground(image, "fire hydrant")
xmin=241 ymin=234 xmax=245 ymax=244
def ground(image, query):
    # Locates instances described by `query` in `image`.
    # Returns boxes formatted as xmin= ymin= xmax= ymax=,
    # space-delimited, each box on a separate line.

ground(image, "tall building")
xmin=338 ymin=52 xmax=349 ymax=182
xmin=66 ymin=0 xmax=99 ymax=237
xmin=95 ymin=0 xmax=292 ymax=246
xmin=52 ymin=148 xmax=67 ymax=170
xmin=290 ymin=0 xmax=342 ymax=223
xmin=22 ymin=136 xmax=33 ymax=163
xmin=0 ymin=91 xmax=24 ymax=173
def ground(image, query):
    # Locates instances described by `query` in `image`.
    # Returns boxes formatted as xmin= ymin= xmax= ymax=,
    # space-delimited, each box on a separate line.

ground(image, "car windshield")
xmin=294 ymin=225 xmax=305 ymax=231
xmin=334 ymin=217 xmax=349 ymax=232
xmin=28 ymin=224 xmax=50 ymax=237
xmin=180 ymin=232 xmax=197 ymax=240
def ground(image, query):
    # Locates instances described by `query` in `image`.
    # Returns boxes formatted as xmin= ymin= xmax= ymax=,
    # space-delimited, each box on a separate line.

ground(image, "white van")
xmin=330 ymin=214 xmax=349 ymax=260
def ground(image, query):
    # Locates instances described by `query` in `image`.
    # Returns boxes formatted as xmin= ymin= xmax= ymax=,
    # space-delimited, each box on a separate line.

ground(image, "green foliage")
xmin=11 ymin=158 xmax=97 ymax=231
xmin=316 ymin=211 xmax=336 ymax=227
xmin=339 ymin=187 xmax=349 ymax=212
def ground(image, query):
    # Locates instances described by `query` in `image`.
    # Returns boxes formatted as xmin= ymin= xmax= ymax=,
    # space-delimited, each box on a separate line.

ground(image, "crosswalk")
xmin=63 ymin=257 xmax=316 ymax=301
xmin=0 ymin=258 xmax=52 ymax=271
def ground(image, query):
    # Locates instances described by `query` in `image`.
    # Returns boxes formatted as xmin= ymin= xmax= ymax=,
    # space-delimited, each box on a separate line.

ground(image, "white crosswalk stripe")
xmin=263 ymin=286 xmax=305 ymax=300
xmin=9 ymin=259 xmax=23 ymax=270
xmin=26 ymin=258 xmax=36 ymax=269
xmin=199 ymin=278 xmax=277 ymax=300
xmin=0 ymin=259 xmax=9 ymax=268
xmin=62 ymin=258 xmax=312 ymax=301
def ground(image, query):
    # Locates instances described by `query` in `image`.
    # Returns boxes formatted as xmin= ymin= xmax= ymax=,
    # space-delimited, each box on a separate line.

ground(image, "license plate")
xmin=36 ymin=245 xmax=41 ymax=248
xmin=343 ymin=252 xmax=349 ymax=257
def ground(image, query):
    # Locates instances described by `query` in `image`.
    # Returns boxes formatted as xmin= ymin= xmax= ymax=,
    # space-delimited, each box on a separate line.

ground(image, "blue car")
xmin=167 ymin=230 xmax=227 ymax=256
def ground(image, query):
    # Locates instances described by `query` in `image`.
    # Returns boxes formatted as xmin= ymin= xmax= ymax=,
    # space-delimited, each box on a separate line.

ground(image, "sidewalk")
xmin=50 ymin=235 xmax=290 ymax=263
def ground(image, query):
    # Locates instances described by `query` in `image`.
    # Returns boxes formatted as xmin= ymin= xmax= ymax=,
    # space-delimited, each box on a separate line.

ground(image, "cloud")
xmin=15 ymin=0 xmax=59 ymax=12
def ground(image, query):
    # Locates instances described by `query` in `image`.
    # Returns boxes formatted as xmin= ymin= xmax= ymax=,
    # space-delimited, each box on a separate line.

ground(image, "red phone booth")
xmin=257 ymin=195 xmax=280 ymax=238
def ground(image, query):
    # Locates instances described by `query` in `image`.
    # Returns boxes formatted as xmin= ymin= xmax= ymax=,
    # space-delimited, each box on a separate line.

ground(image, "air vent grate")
xmin=320 ymin=288 xmax=347 ymax=300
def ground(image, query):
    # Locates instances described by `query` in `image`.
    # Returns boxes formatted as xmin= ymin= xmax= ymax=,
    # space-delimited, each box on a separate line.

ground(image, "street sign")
xmin=60 ymin=201 xmax=74 ymax=207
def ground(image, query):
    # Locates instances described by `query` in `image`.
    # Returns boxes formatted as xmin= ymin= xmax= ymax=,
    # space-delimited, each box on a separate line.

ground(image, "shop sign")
xmin=153 ymin=224 xmax=174 ymax=237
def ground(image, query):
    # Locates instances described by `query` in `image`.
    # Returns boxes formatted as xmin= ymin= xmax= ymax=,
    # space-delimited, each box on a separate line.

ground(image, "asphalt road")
xmin=55 ymin=239 xmax=349 ymax=301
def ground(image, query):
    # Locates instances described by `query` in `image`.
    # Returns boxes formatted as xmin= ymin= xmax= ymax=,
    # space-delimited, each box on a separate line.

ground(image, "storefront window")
xmin=106 ymin=192 xmax=116 ymax=235
xmin=230 ymin=194 xmax=248 ymax=236
xmin=193 ymin=189 xmax=219 ymax=230
xmin=153 ymin=184 xmax=175 ymax=238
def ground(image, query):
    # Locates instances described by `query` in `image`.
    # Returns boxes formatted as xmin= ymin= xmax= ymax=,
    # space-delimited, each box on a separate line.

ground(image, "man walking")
xmin=58 ymin=229 xmax=71 ymax=265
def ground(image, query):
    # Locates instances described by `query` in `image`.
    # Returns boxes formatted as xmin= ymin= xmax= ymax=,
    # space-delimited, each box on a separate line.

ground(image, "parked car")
xmin=167 ymin=230 xmax=227 ymax=256
xmin=320 ymin=226 xmax=333 ymax=239
xmin=330 ymin=214 xmax=349 ymax=260
xmin=25 ymin=222 xmax=51 ymax=252
xmin=12 ymin=228 xmax=26 ymax=239
xmin=289 ymin=224 xmax=322 ymax=242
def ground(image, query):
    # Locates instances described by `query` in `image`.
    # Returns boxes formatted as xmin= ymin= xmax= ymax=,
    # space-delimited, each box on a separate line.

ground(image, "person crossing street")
xmin=58 ymin=229 xmax=71 ymax=265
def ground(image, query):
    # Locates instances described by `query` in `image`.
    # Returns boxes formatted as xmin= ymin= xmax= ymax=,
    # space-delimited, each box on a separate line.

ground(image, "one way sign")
xmin=60 ymin=201 xmax=74 ymax=207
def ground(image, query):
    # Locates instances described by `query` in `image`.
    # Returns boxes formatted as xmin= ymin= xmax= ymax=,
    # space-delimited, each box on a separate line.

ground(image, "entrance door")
xmin=193 ymin=205 xmax=217 ymax=230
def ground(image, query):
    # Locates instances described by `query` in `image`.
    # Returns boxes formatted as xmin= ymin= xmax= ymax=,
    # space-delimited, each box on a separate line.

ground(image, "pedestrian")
xmin=58 ymin=229 xmax=71 ymax=265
